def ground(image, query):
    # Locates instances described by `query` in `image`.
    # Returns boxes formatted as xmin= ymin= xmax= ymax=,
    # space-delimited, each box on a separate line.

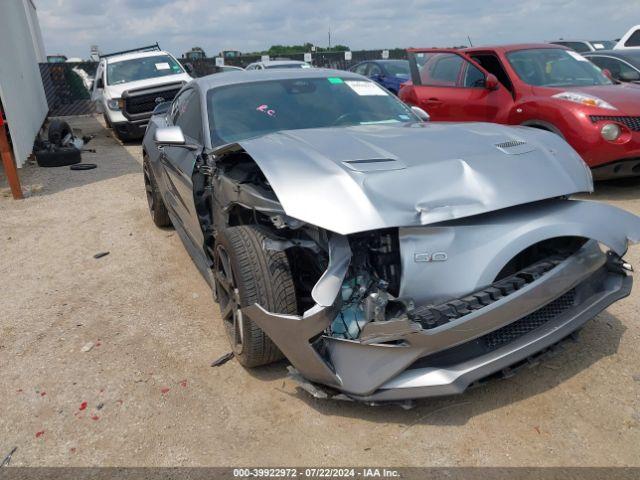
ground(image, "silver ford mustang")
xmin=142 ymin=69 xmax=640 ymax=402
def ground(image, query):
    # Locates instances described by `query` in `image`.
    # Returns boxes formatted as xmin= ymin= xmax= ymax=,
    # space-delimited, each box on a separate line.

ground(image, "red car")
xmin=399 ymin=44 xmax=640 ymax=180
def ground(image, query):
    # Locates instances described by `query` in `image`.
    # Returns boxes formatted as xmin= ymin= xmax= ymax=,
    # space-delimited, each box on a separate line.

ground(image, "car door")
xmin=91 ymin=61 xmax=105 ymax=113
xmin=406 ymin=50 xmax=512 ymax=122
xmin=160 ymin=88 xmax=205 ymax=246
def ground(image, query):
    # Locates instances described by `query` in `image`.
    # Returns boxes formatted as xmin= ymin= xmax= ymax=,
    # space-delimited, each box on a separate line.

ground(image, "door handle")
xmin=424 ymin=97 xmax=442 ymax=105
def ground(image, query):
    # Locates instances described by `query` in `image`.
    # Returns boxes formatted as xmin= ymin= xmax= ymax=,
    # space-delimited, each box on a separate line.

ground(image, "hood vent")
xmin=495 ymin=139 xmax=535 ymax=155
xmin=342 ymin=158 xmax=406 ymax=172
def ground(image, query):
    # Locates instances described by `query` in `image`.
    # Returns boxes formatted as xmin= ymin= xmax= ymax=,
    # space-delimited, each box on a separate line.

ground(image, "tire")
xmin=48 ymin=119 xmax=72 ymax=146
xmin=35 ymin=146 xmax=81 ymax=167
xmin=213 ymin=225 xmax=297 ymax=367
xmin=143 ymin=156 xmax=172 ymax=228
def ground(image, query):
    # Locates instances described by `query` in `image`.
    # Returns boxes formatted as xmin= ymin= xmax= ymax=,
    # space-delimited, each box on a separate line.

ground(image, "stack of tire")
xmin=35 ymin=120 xmax=81 ymax=167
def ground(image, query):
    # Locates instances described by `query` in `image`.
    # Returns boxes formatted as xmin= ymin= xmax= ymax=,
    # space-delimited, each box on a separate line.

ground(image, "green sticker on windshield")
xmin=328 ymin=77 xmax=344 ymax=84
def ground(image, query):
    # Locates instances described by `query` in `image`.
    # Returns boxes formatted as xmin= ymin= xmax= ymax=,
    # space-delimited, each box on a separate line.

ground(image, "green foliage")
xmin=246 ymin=43 xmax=351 ymax=56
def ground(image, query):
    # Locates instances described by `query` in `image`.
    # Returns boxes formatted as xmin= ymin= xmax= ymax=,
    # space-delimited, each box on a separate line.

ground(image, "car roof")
xmin=105 ymin=50 xmax=173 ymax=64
xmin=462 ymin=43 xmax=569 ymax=54
xmin=194 ymin=68 xmax=365 ymax=91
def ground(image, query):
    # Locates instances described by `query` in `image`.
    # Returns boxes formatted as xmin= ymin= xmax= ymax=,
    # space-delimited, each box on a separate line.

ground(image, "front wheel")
xmin=213 ymin=225 xmax=298 ymax=367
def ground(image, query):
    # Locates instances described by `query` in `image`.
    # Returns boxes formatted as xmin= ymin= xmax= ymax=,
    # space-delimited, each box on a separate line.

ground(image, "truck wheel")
xmin=143 ymin=155 xmax=172 ymax=228
xmin=213 ymin=225 xmax=297 ymax=367
xmin=48 ymin=119 xmax=72 ymax=146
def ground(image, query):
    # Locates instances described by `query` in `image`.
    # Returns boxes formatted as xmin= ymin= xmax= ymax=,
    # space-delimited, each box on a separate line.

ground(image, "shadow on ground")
xmin=0 ymin=115 xmax=141 ymax=198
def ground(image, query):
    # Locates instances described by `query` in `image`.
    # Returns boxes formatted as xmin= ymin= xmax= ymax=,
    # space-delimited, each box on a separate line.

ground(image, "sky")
xmin=36 ymin=0 xmax=638 ymax=58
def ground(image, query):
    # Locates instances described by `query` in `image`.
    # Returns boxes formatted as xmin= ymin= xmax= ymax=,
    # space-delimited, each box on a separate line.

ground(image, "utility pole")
xmin=328 ymin=24 xmax=331 ymax=51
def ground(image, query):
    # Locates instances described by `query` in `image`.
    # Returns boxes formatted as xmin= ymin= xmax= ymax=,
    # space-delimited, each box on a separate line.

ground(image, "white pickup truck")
xmin=91 ymin=44 xmax=192 ymax=141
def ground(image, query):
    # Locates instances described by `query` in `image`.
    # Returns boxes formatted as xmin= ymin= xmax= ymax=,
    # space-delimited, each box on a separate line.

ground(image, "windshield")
xmin=506 ymin=48 xmax=612 ymax=87
xmin=265 ymin=63 xmax=311 ymax=69
xmin=107 ymin=55 xmax=184 ymax=85
xmin=384 ymin=60 xmax=410 ymax=77
xmin=207 ymin=77 xmax=417 ymax=146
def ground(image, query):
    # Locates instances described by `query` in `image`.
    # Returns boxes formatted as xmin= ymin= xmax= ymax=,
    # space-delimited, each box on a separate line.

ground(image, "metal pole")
xmin=0 ymin=108 xmax=23 ymax=200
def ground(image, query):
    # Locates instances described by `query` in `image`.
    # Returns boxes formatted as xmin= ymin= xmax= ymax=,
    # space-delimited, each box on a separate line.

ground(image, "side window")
xmin=170 ymin=89 xmax=190 ymax=124
xmin=175 ymin=90 xmax=202 ymax=142
xmin=353 ymin=63 xmax=368 ymax=75
xmin=462 ymin=62 xmax=486 ymax=87
xmin=589 ymin=56 xmax=638 ymax=80
xmin=471 ymin=54 xmax=514 ymax=92
xmin=625 ymin=30 xmax=640 ymax=47
xmin=420 ymin=53 xmax=463 ymax=86
xmin=368 ymin=63 xmax=383 ymax=76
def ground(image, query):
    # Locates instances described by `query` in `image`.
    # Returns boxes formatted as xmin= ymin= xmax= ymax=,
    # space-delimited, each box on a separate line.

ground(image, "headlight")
xmin=107 ymin=99 xmax=121 ymax=111
xmin=601 ymin=123 xmax=621 ymax=141
xmin=552 ymin=91 xmax=616 ymax=110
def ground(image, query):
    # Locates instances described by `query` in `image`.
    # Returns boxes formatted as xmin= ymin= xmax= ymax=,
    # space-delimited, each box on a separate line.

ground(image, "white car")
xmin=615 ymin=25 xmax=640 ymax=50
xmin=245 ymin=59 xmax=311 ymax=70
xmin=91 ymin=44 xmax=192 ymax=141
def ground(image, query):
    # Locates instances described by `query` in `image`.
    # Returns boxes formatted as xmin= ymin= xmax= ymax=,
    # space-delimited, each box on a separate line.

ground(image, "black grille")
xmin=483 ymin=289 xmax=576 ymax=350
xmin=409 ymin=257 xmax=564 ymax=330
xmin=124 ymin=88 xmax=180 ymax=115
xmin=589 ymin=115 xmax=640 ymax=131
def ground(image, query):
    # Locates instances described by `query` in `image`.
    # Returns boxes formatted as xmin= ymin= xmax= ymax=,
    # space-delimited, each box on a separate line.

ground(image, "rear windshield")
xmin=506 ymin=48 xmax=612 ymax=87
xmin=206 ymin=77 xmax=417 ymax=146
xmin=107 ymin=55 xmax=184 ymax=85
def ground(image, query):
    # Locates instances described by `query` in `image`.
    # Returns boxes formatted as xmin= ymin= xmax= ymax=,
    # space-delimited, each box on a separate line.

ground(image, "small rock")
xmin=93 ymin=251 xmax=110 ymax=259
xmin=81 ymin=342 xmax=94 ymax=352
xmin=192 ymin=293 xmax=199 ymax=299
xmin=633 ymin=374 xmax=640 ymax=382
xmin=96 ymin=403 xmax=104 ymax=410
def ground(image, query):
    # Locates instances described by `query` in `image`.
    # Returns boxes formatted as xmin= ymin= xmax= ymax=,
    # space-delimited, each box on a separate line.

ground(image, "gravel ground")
xmin=0 ymin=114 xmax=639 ymax=467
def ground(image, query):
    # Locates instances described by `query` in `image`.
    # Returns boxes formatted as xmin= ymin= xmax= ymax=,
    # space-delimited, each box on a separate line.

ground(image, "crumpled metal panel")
xmin=399 ymin=199 xmax=640 ymax=305
xmin=235 ymin=122 xmax=592 ymax=234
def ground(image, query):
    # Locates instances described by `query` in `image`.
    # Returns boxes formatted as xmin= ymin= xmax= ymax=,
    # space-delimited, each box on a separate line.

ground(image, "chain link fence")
xmin=39 ymin=49 xmax=407 ymax=116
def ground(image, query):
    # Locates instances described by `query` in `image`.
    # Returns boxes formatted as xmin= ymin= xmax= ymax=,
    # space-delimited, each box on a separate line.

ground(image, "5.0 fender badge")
xmin=414 ymin=252 xmax=448 ymax=263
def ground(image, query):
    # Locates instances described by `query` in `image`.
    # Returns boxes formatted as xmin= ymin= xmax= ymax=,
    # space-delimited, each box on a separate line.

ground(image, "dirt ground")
xmin=0 ymin=114 xmax=639 ymax=467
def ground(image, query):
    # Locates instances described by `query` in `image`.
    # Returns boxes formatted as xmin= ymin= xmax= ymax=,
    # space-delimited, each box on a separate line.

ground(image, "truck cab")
xmin=91 ymin=44 xmax=192 ymax=141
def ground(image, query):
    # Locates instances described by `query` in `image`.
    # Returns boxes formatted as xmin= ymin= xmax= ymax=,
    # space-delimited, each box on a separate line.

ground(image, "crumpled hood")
xmin=235 ymin=122 xmax=593 ymax=234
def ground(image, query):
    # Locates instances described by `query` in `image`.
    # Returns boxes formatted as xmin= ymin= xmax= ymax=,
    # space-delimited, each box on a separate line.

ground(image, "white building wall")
xmin=0 ymin=0 xmax=48 ymax=167
xmin=24 ymin=0 xmax=46 ymax=63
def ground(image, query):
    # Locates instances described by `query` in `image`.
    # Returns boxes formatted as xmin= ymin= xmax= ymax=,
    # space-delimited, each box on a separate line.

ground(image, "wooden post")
xmin=0 ymin=109 xmax=23 ymax=200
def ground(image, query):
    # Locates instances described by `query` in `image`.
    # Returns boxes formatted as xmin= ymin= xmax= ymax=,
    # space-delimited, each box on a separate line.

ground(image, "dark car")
xmin=550 ymin=40 xmax=616 ymax=53
xmin=141 ymin=68 xmax=640 ymax=402
xmin=584 ymin=50 xmax=640 ymax=84
xmin=349 ymin=60 xmax=409 ymax=94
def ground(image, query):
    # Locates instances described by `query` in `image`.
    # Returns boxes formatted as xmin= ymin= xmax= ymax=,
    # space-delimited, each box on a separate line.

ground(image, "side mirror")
xmin=154 ymin=126 xmax=200 ymax=151
xmin=184 ymin=62 xmax=195 ymax=75
xmin=411 ymin=106 xmax=430 ymax=122
xmin=485 ymin=74 xmax=499 ymax=90
xmin=620 ymin=70 xmax=640 ymax=82
xmin=95 ymin=77 xmax=104 ymax=89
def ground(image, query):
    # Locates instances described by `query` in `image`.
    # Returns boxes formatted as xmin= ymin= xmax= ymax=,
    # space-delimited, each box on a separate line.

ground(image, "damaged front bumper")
xmin=243 ymin=200 xmax=639 ymax=401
